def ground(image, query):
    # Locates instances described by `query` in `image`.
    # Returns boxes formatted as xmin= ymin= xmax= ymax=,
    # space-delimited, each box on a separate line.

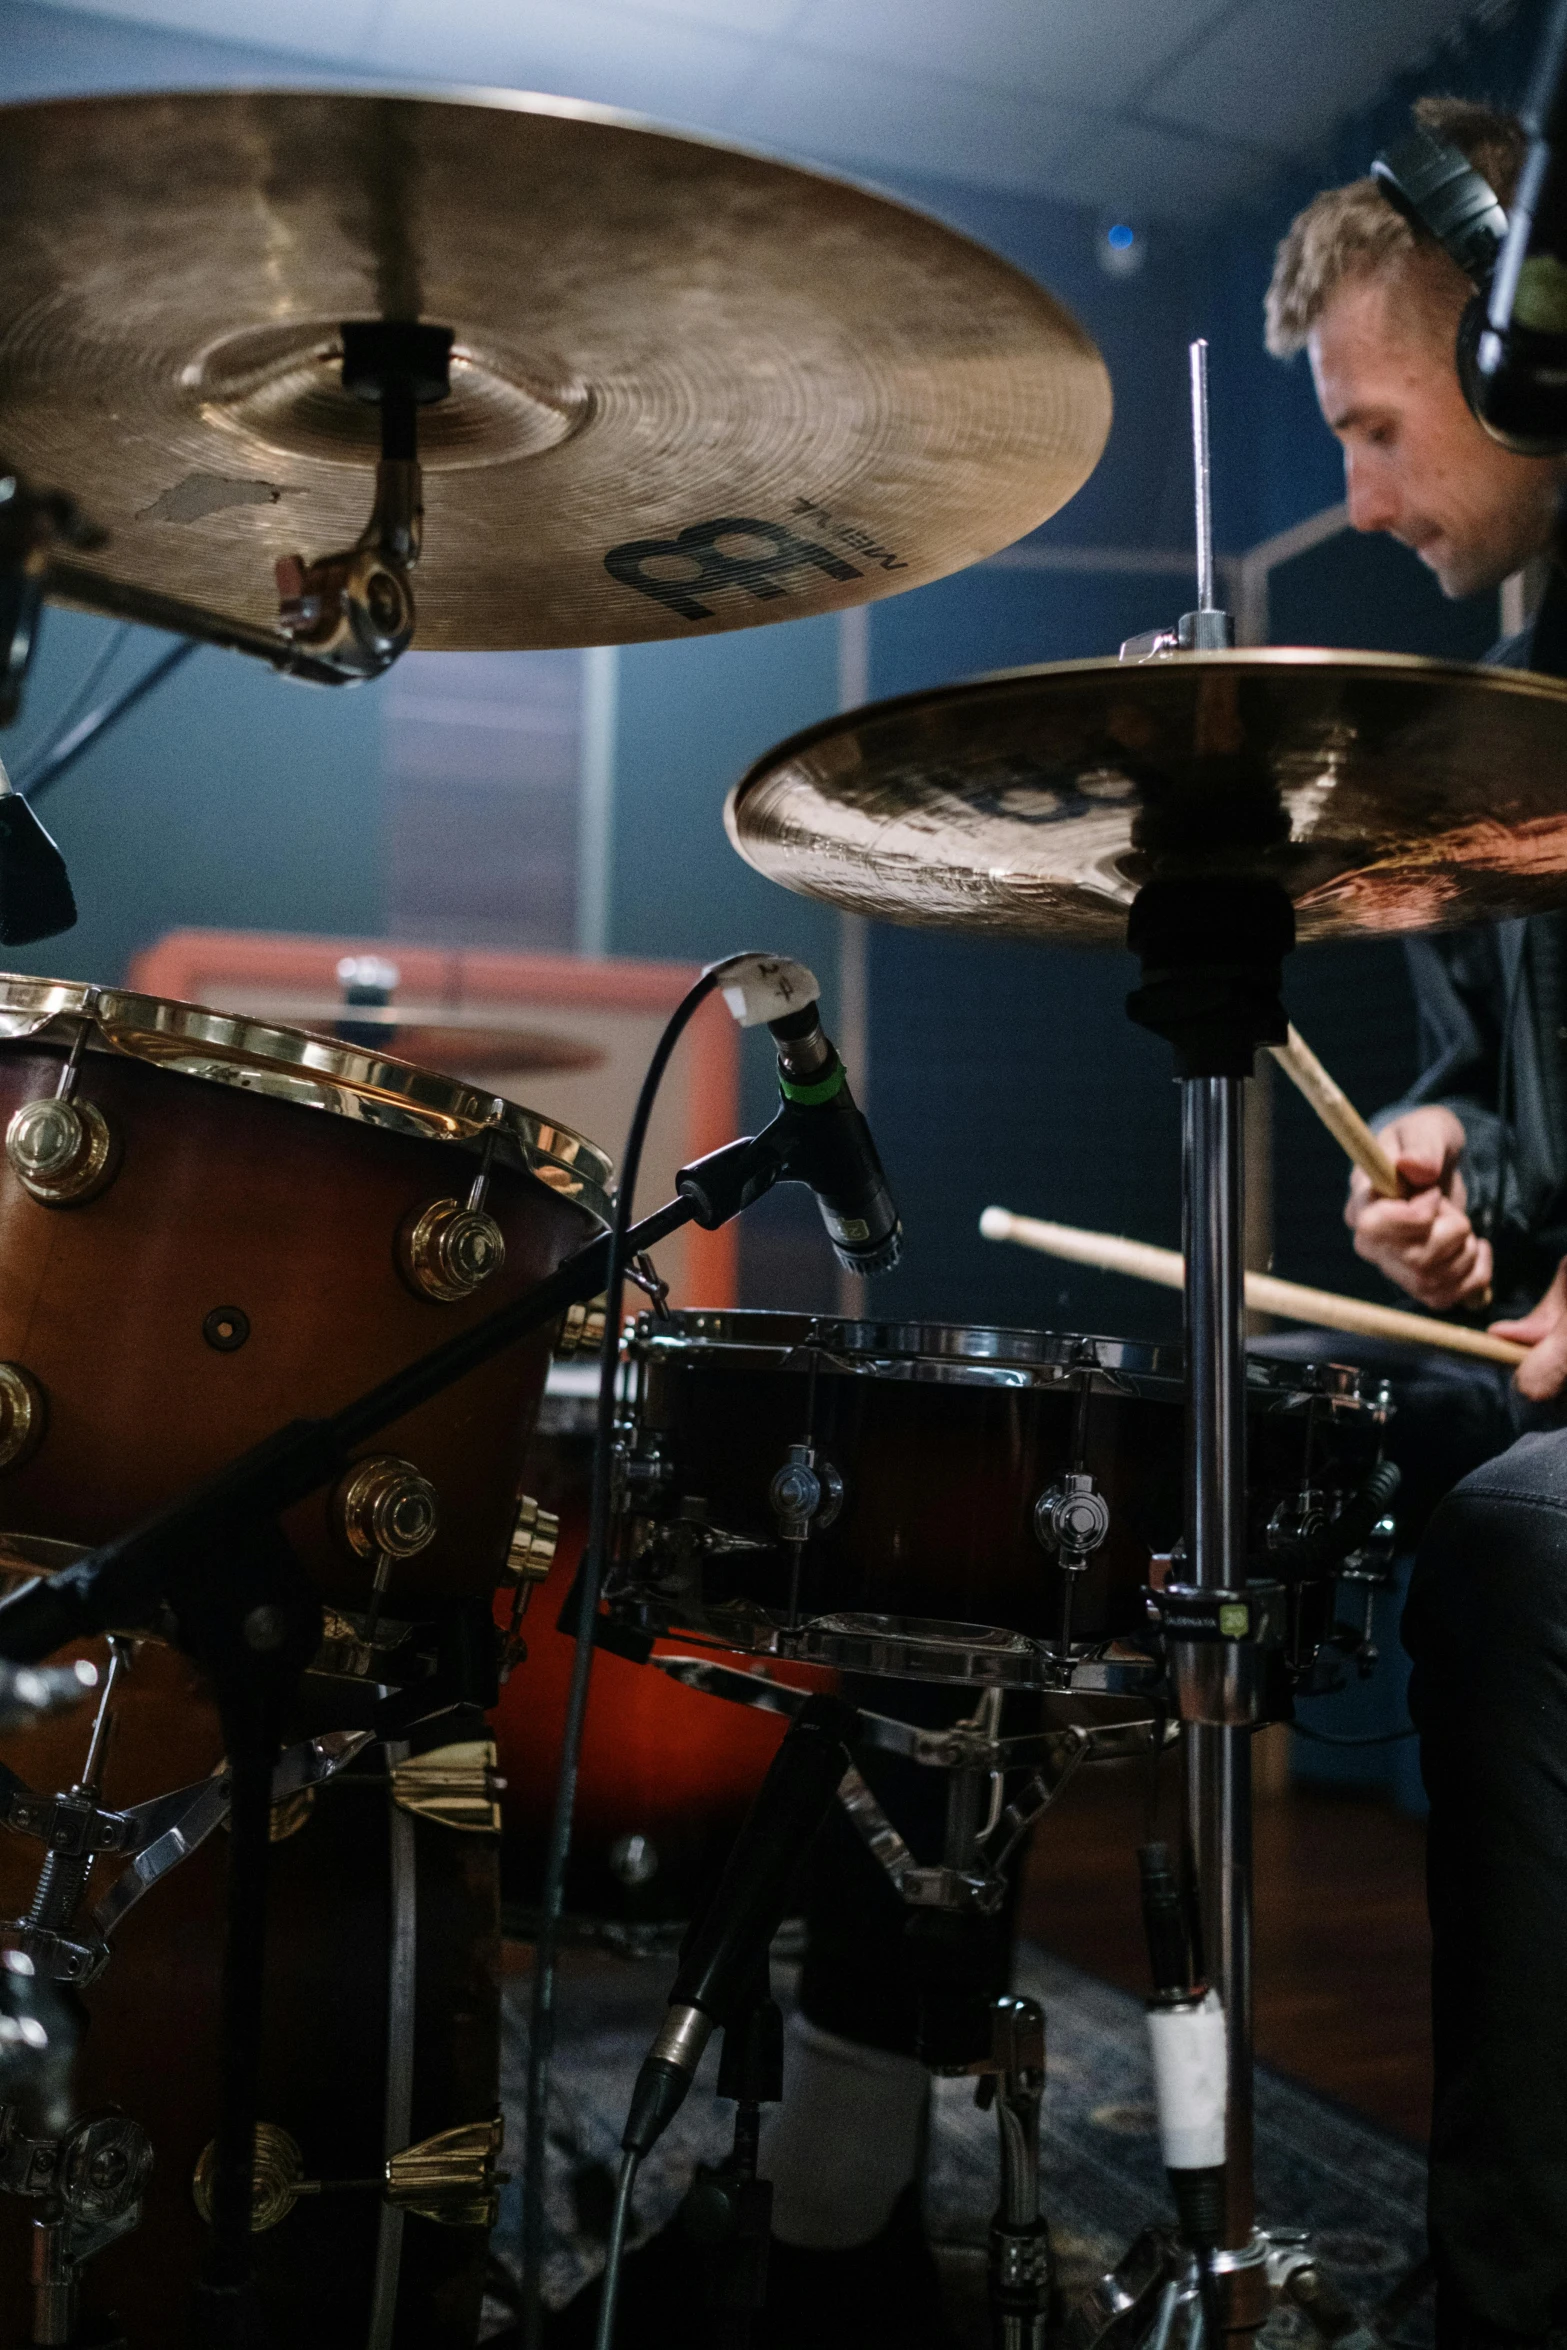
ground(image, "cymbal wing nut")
xmin=398 ymin=1197 xmax=506 ymax=1302
xmin=6 ymin=1096 xmax=116 ymax=1204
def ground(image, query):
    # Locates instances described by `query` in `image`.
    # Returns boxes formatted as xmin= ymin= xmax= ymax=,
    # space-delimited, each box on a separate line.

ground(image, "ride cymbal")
xmin=0 ymin=89 xmax=1111 ymax=653
xmin=726 ymin=648 xmax=1567 ymax=945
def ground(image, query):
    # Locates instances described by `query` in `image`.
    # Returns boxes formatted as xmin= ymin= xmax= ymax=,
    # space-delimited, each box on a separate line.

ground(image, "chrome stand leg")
xmin=1181 ymin=1079 xmax=1267 ymax=2332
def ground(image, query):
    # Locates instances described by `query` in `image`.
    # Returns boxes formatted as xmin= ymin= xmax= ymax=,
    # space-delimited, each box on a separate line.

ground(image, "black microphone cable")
xmin=519 ymin=948 xmax=821 ymax=2350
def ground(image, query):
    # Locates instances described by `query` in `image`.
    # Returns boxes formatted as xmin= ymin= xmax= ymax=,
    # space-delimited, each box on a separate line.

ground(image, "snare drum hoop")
xmin=629 ymin=1308 xmax=1370 ymax=1408
xmin=0 ymin=975 xmax=614 ymax=1225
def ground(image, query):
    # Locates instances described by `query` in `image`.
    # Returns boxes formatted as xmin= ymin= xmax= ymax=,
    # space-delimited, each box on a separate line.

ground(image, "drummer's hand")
xmin=1343 ymin=1106 xmax=1493 ymax=1311
xmin=1490 ymin=1259 xmax=1567 ymax=1401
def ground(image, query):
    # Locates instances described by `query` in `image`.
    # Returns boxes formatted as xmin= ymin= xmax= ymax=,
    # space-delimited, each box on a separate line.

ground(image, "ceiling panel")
xmin=16 ymin=0 xmax=1505 ymax=217
xmin=364 ymin=0 xmax=765 ymax=118
xmin=789 ymin=0 xmax=1241 ymax=111
xmin=618 ymin=0 xmax=809 ymax=29
xmin=1058 ymin=114 xmax=1280 ymax=216
xmin=1144 ymin=0 xmax=1486 ymax=152
xmin=724 ymin=46 xmax=1088 ymax=196
xmin=39 ymin=0 xmax=381 ymax=58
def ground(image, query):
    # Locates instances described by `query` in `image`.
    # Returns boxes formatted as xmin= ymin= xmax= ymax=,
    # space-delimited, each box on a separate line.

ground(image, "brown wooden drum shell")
xmin=0 ymin=1042 xmax=598 ymax=1610
xmin=0 ymin=1646 xmax=500 ymax=2347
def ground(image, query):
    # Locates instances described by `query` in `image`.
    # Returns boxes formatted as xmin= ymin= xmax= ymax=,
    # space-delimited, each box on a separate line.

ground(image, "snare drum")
xmin=0 ymin=977 xmax=612 ymax=1620
xmin=607 ymin=1312 xmax=1380 ymax=1688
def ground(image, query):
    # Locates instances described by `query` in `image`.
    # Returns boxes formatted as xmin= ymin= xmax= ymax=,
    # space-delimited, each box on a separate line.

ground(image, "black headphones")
xmin=1370 ymin=122 xmax=1511 ymax=423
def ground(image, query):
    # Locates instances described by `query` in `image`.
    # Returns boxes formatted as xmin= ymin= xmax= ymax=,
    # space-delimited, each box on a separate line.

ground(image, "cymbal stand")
xmin=1075 ymin=342 xmax=1383 ymax=2349
xmin=0 ymin=1640 xmax=152 ymax=2347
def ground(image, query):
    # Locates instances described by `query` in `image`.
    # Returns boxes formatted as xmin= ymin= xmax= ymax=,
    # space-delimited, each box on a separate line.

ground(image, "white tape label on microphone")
xmin=712 ymin=954 xmax=821 ymax=1028
xmin=1145 ymin=1990 xmax=1227 ymax=2171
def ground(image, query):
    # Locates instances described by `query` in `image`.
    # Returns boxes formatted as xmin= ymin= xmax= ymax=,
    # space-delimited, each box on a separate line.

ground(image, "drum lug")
xmin=0 ymin=1361 xmax=44 ymax=1471
xmin=5 ymin=1094 xmax=116 ymax=1205
xmin=334 ymin=1456 xmax=440 ymax=1564
xmin=1032 ymin=1472 xmax=1109 ymax=1564
xmin=193 ymin=2114 xmax=504 ymax=2233
xmin=192 ymin=2120 xmax=306 ymax=2233
xmin=385 ymin=2117 xmax=504 ymax=2226
xmin=768 ymin=1441 xmax=843 ymax=1542
xmin=397 ymin=1196 xmax=506 ymax=1302
xmin=390 ymin=1739 xmax=502 ymax=1835
xmin=504 ymin=1494 xmax=559 ymax=1586
xmin=557 ymin=1294 xmax=608 ymax=1356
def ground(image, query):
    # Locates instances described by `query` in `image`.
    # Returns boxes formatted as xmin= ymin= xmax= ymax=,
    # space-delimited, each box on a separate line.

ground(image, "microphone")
xmin=1471 ymin=0 xmax=1567 ymax=454
xmin=767 ymin=1003 xmax=903 ymax=1276
xmin=619 ymin=1695 xmax=857 ymax=2158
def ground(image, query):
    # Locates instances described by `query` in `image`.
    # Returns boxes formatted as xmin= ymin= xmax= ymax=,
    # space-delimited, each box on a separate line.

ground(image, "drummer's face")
xmin=1309 ymin=267 xmax=1564 ymax=599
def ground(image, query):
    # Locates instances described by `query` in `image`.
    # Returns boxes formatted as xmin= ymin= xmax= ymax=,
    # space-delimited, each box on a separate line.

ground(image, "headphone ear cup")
xmin=1456 ymin=292 xmax=1488 ymax=423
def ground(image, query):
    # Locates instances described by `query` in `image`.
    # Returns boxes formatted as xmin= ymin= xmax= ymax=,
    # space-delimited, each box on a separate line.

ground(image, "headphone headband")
xmin=1371 ymin=124 xmax=1509 ymax=288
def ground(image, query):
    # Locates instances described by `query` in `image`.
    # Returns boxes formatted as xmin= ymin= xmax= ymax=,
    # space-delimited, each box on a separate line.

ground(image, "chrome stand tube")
xmin=1180 ymin=1079 xmax=1260 ymax=2286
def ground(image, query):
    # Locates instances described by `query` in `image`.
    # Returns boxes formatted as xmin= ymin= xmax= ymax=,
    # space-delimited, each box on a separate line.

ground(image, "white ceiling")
xmin=24 ymin=0 xmax=1500 ymax=218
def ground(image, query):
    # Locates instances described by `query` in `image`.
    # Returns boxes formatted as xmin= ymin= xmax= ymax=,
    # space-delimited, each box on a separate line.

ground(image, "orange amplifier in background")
xmin=126 ymin=929 xmax=740 ymax=1308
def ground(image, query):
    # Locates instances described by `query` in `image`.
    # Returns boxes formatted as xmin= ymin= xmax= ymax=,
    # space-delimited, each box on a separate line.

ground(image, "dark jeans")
xmin=1408 ymin=1429 xmax=1567 ymax=2342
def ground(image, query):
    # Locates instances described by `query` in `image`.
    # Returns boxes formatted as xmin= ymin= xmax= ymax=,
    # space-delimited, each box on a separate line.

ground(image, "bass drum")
xmin=0 ymin=1638 xmax=501 ymax=2349
xmin=491 ymin=1367 xmax=826 ymax=1940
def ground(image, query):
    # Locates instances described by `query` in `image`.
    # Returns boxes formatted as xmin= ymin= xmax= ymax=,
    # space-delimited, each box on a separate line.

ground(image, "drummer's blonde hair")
xmin=1264 ymin=98 xmax=1526 ymax=357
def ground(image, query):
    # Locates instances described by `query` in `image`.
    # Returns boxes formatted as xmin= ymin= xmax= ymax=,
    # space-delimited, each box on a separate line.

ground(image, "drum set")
xmin=0 ymin=68 xmax=1559 ymax=2350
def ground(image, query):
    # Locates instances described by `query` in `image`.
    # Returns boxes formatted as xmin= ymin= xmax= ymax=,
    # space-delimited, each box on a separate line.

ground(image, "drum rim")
xmin=0 ymin=974 xmax=614 ymax=1225
xmin=633 ymin=1307 xmax=1368 ymax=1401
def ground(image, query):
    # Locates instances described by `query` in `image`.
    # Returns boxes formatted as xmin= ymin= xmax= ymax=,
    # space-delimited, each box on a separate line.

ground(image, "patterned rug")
xmin=493 ymin=1936 xmax=1437 ymax=2340
xmin=488 ymin=1941 xmax=1430 ymax=2347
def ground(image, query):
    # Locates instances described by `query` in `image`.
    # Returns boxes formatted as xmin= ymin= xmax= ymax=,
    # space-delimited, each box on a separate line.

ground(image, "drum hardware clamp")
xmin=0 ymin=2103 xmax=154 ymax=2345
xmin=192 ymin=2113 xmax=505 ymax=2235
xmin=5 ymin=1003 xmax=118 ymax=1207
xmin=1 ymin=1727 xmax=379 ymax=1984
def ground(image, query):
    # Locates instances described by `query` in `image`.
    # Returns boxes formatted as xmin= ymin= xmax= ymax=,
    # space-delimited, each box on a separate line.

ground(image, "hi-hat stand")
xmin=1069 ymin=341 xmax=1389 ymax=2349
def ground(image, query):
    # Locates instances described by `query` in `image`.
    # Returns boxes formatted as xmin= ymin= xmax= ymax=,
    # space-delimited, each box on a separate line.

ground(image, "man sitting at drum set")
xmin=1266 ymin=94 xmax=1567 ymax=2350
xmin=555 ymin=92 xmax=1567 ymax=2350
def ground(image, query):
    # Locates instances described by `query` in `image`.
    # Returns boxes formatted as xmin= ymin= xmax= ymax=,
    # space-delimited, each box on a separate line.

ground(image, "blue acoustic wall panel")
xmin=1 ymin=607 xmax=385 ymax=984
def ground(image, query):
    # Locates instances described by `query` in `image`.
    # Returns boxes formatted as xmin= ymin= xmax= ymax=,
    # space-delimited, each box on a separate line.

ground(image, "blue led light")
xmin=1107 ymin=223 xmax=1135 ymax=251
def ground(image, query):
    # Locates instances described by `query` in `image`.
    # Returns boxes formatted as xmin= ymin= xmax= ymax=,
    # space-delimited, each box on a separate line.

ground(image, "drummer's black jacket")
xmin=1380 ymin=566 xmax=1567 ymax=1313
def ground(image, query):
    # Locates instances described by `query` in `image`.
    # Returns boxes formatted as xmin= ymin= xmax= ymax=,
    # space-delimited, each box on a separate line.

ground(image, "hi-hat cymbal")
xmin=726 ymin=648 xmax=1567 ymax=945
xmin=0 ymin=90 xmax=1111 ymax=653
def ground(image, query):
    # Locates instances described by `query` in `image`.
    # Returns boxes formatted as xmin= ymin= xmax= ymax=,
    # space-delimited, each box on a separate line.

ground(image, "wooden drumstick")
xmin=978 ymin=1207 xmax=1526 ymax=1368
xmin=1268 ymin=1024 xmax=1402 ymax=1198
